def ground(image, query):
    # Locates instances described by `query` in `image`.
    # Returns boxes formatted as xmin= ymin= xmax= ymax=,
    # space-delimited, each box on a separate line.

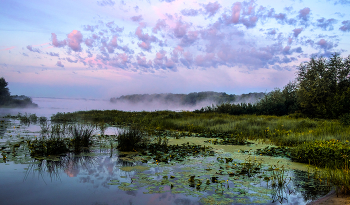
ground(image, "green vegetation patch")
xmin=290 ymin=139 xmax=350 ymax=169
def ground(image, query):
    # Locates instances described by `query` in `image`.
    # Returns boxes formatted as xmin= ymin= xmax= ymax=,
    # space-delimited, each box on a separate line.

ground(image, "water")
xmin=0 ymin=102 xmax=333 ymax=205
xmin=0 ymin=97 xmax=121 ymax=118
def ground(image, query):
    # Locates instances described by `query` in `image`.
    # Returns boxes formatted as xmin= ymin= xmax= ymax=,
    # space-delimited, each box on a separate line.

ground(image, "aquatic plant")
xmin=290 ymin=139 xmax=350 ymax=169
xmin=39 ymin=116 xmax=47 ymax=125
xmin=19 ymin=114 xmax=30 ymax=125
xmin=27 ymin=135 xmax=68 ymax=157
xmin=116 ymin=127 xmax=149 ymax=152
xmin=68 ymin=124 xmax=95 ymax=152
xmin=29 ymin=114 xmax=38 ymax=123
xmin=28 ymin=123 xmax=95 ymax=157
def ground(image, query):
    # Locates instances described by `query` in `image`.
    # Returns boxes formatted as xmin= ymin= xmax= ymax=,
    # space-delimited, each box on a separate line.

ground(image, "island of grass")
xmin=0 ymin=77 xmax=38 ymax=108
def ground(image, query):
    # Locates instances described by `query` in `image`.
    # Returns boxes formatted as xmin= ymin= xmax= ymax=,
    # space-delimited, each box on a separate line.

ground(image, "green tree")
xmin=297 ymin=54 xmax=350 ymax=118
xmin=0 ymin=77 xmax=10 ymax=105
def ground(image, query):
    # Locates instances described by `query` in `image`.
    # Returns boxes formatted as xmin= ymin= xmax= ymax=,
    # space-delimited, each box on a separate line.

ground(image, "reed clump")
xmin=116 ymin=127 xmax=149 ymax=152
xmin=28 ymin=123 xmax=95 ymax=157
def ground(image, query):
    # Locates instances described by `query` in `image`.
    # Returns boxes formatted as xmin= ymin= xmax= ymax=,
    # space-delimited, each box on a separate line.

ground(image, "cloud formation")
xmin=316 ymin=18 xmax=337 ymax=30
xmin=67 ymin=30 xmax=83 ymax=52
xmin=97 ymin=0 xmax=115 ymax=7
xmin=339 ymin=20 xmax=350 ymax=32
xmin=22 ymin=0 xmax=346 ymax=77
xmin=56 ymin=61 xmax=64 ymax=67
xmin=203 ymin=1 xmax=221 ymax=17
xmin=51 ymin=33 xmax=66 ymax=47
xmin=26 ymin=45 xmax=41 ymax=53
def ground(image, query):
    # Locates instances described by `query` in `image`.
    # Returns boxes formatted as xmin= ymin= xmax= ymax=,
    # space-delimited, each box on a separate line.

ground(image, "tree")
xmin=0 ymin=77 xmax=10 ymax=105
xmin=297 ymin=54 xmax=350 ymax=118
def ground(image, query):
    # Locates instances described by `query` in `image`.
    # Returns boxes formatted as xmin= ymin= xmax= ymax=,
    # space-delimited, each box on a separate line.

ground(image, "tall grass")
xmin=116 ymin=127 xmax=149 ymax=152
xmin=51 ymin=111 xmax=350 ymax=145
xmin=50 ymin=110 xmax=350 ymax=194
xmin=68 ymin=124 xmax=95 ymax=152
xmin=28 ymin=123 xmax=95 ymax=156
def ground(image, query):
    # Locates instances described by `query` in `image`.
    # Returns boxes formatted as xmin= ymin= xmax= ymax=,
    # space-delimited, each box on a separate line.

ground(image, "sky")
xmin=1 ymin=0 xmax=350 ymax=99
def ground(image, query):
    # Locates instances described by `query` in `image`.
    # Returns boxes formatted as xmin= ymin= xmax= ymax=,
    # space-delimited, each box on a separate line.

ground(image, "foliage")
xmin=290 ymin=139 xmax=350 ymax=169
xmin=0 ymin=77 xmax=38 ymax=108
xmin=194 ymin=82 xmax=299 ymax=116
xmin=0 ymin=77 xmax=10 ymax=105
xmin=340 ymin=113 xmax=350 ymax=126
xmin=297 ymin=53 xmax=350 ymax=118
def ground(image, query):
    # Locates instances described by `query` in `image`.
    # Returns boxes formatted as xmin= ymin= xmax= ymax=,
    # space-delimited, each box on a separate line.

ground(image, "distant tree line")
xmin=110 ymin=91 xmax=265 ymax=106
xmin=195 ymin=54 xmax=350 ymax=119
xmin=0 ymin=77 xmax=38 ymax=108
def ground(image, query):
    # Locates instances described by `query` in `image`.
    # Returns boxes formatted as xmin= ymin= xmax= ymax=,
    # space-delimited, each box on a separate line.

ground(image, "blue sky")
xmin=1 ymin=0 xmax=350 ymax=99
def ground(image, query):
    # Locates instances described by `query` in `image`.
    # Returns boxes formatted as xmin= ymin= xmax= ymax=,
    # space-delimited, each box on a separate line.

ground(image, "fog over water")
xmin=0 ymin=97 xmax=217 ymax=118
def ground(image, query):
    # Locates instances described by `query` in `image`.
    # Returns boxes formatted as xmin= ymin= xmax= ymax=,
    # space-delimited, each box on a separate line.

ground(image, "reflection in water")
xmin=24 ymin=153 xmax=97 ymax=181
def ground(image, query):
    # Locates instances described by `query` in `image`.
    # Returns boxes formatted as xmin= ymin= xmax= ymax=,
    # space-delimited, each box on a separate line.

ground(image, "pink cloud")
xmin=137 ymin=55 xmax=152 ymax=68
xmin=1 ymin=46 xmax=15 ymax=51
xmin=109 ymin=36 xmax=118 ymax=47
xmin=231 ymin=2 xmax=241 ymax=24
xmin=138 ymin=41 xmax=151 ymax=50
xmin=241 ymin=16 xmax=258 ymax=28
xmin=109 ymin=53 xmax=129 ymax=69
xmin=131 ymin=15 xmax=143 ymax=22
xmin=174 ymin=21 xmax=189 ymax=38
xmin=195 ymin=53 xmax=216 ymax=67
xmin=204 ymin=1 xmax=221 ymax=17
xmin=26 ymin=45 xmax=41 ymax=53
xmin=171 ymin=45 xmax=184 ymax=62
xmin=183 ymin=51 xmax=193 ymax=62
xmin=56 ymin=61 xmax=64 ymax=67
xmin=298 ymin=7 xmax=310 ymax=21
xmin=51 ymin=33 xmax=66 ymax=47
xmin=293 ymin=28 xmax=303 ymax=37
xmin=135 ymin=23 xmax=157 ymax=51
xmin=67 ymin=30 xmax=83 ymax=52
xmin=106 ymin=36 xmax=118 ymax=53
xmin=165 ymin=59 xmax=176 ymax=69
xmin=85 ymin=38 xmax=94 ymax=47
xmin=152 ymin=19 xmax=167 ymax=33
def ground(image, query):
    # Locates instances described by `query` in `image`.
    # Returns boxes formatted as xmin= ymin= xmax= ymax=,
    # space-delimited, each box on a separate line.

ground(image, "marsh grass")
xmin=116 ymin=127 xmax=149 ymax=152
xmin=50 ymin=110 xmax=350 ymax=194
xmin=28 ymin=135 xmax=69 ymax=157
xmin=68 ymin=124 xmax=95 ymax=152
xmin=28 ymin=123 xmax=95 ymax=157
